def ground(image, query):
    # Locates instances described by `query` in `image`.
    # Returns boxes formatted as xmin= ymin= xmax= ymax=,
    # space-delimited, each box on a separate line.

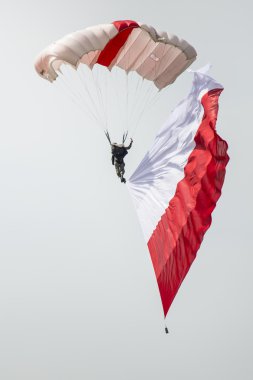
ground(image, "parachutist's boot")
xmin=121 ymin=177 xmax=126 ymax=183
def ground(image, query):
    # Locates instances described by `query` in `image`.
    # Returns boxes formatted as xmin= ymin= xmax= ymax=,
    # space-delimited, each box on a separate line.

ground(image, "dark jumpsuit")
xmin=111 ymin=141 xmax=133 ymax=182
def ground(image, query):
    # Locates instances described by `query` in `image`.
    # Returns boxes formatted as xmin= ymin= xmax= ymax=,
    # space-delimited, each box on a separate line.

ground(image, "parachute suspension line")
xmin=125 ymin=40 xmax=133 ymax=138
xmin=58 ymin=70 xmax=86 ymax=109
xmin=76 ymin=65 xmax=99 ymax=117
xmin=111 ymin=67 xmax=126 ymax=140
xmin=127 ymin=40 xmax=152 ymax=134
xmin=121 ymin=35 xmax=129 ymax=139
xmin=126 ymin=70 xmax=129 ymax=136
xmin=122 ymin=70 xmax=131 ymax=143
xmin=56 ymin=73 xmax=80 ymax=108
xmin=97 ymin=66 xmax=109 ymax=129
xmin=127 ymin=77 xmax=145 ymax=133
xmin=119 ymin=67 xmax=129 ymax=140
xmin=134 ymin=88 xmax=160 ymax=137
xmin=131 ymin=83 xmax=159 ymax=138
xmin=56 ymin=70 xmax=103 ymax=128
xmin=75 ymin=57 xmax=107 ymax=131
xmin=127 ymin=73 xmax=143 ymax=133
xmin=84 ymin=53 xmax=108 ymax=129
xmin=75 ymin=65 xmax=105 ymax=129
xmin=117 ymin=35 xmax=134 ymax=141
xmin=130 ymin=78 xmax=156 ymax=135
xmin=103 ymin=65 xmax=109 ymax=131
xmin=90 ymin=65 xmax=108 ymax=129
xmin=122 ymin=131 xmax=128 ymax=144
xmin=143 ymin=89 xmax=161 ymax=118
xmin=115 ymin=67 xmax=125 ymax=140
xmin=127 ymin=53 xmax=158 ymax=136
xmin=104 ymin=129 xmax=111 ymax=145
xmin=126 ymin=30 xmax=146 ymax=137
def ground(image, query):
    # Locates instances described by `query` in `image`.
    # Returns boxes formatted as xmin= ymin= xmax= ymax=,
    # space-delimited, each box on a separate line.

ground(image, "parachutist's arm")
xmin=112 ymin=155 xmax=115 ymax=165
xmin=126 ymin=138 xmax=133 ymax=150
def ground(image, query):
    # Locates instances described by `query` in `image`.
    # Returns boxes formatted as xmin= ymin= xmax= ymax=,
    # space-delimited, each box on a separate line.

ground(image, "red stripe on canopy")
xmin=113 ymin=20 xmax=139 ymax=31
xmin=97 ymin=21 xmax=139 ymax=67
xmin=147 ymin=88 xmax=229 ymax=317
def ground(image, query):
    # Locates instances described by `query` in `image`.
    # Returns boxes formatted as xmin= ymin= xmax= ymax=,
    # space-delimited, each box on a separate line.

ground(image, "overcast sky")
xmin=0 ymin=1 xmax=252 ymax=379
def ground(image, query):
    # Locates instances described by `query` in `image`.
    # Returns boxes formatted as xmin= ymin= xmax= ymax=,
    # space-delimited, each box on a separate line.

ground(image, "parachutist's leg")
xmin=120 ymin=163 xmax=126 ymax=183
xmin=115 ymin=163 xmax=121 ymax=178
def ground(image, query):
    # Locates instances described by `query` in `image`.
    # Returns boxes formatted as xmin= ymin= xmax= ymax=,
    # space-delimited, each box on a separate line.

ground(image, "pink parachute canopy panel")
xmin=34 ymin=20 xmax=197 ymax=89
xmin=127 ymin=67 xmax=229 ymax=317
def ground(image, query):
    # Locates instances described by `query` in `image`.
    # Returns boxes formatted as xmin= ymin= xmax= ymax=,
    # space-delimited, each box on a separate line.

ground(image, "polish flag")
xmin=127 ymin=66 xmax=229 ymax=317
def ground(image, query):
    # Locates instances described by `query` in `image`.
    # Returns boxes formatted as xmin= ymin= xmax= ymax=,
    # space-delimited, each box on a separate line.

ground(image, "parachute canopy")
xmin=35 ymin=20 xmax=197 ymax=90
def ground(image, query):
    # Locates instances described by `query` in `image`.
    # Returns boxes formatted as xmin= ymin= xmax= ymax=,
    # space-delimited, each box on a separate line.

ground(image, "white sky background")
xmin=0 ymin=1 xmax=252 ymax=379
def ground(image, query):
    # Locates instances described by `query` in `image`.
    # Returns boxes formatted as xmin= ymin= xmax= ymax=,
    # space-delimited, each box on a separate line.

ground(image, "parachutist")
xmin=111 ymin=138 xmax=133 ymax=183
xmin=165 ymin=327 xmax=169 ymax=334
